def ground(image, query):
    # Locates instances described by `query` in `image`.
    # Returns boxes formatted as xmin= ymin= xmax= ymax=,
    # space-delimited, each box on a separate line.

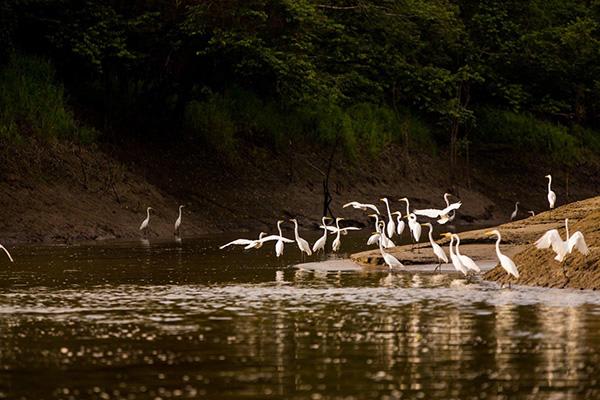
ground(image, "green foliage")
xmin=0 ymin=54 xmax=96 ymax=143
xmin=474 ymin=108 xmax=600 ymax=164
xmin=183 ymin=90 xmax=433 ymax=158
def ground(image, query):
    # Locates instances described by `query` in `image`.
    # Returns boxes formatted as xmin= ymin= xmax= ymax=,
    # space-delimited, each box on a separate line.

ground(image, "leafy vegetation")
xmin=0 ymin=54 xmax=95 ymax=142
xmin=1 ymin=0 xmax=599 ymax=164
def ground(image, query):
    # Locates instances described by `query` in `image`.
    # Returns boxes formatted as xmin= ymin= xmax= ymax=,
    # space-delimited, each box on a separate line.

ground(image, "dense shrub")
xmin=0 ymin=55 xmax=96 ymax=143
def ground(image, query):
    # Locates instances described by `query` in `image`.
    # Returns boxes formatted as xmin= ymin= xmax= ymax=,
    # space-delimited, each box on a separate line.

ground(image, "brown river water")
xmin=1 ymin=231 xmax=599 ymax=399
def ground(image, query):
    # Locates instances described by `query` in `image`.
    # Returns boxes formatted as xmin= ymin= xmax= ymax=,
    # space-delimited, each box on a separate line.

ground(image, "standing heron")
xmin=313 ymin=217 xmax=333 ymax=254
xmin=510 ymin=202 xmax=519 ymax=221
xmin=139 ymin=207 xmax=153 ymax=237
xmin=546 ymin=175 xmax=556 ymax=210
xmin=174 ymin=205 xmax=185 ymax=236
xmin=422 ymin=223 xmax=448 ymax=271
xmin=290 ymin=219 xmax=312 ymax=259
xmin=380 ymin=198 xmax=396 ymax=238
xmin=485 ymin=230 xmax=519 ymax=287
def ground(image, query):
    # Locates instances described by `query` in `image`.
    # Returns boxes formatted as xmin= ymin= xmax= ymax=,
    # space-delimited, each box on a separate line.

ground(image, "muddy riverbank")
xmin=1 ymin=138 xmax=599 ymax=247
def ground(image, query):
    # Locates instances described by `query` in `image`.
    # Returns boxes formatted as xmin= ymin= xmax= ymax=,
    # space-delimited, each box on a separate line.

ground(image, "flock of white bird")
xmin=0 ymin=174 xmax=590 ymax=283
xmin=219 ymin=174 xmax=590 ymax=285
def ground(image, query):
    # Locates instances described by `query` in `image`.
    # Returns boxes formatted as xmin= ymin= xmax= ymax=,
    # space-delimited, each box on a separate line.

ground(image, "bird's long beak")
xmin=324 ymin=216 xmax=333 ymax=220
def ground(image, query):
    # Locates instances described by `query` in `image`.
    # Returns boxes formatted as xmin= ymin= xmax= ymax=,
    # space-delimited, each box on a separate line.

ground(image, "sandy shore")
xmin=351 ymin=196 xmax=600 ymax=289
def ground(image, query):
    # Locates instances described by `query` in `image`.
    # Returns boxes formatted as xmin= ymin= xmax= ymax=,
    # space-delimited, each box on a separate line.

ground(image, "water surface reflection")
xmin=0 ymin=236 xmax=599 ymax=399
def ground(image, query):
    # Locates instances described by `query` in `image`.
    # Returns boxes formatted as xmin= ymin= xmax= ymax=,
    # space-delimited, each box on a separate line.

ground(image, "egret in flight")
xmin=485 ymin=230 xmax=519 ymax=285
xmin=454 ymin=234 xmax=481 ymax=273
xmin=174 ymin=205 xmax=185 ymax=235
xmin=546 ymin=175 xmax=556 ymax=209
xmin=380 ymin=198 xmax=396 ymax=238
xmin=414 ymin=199 xmax=462 ymax=225
xmin=510 ymin=202 xmax=519 ymax=221
xmin=290 ymin=219 xmax=312 ymax=259
xmin=441 ymin=233 xmax=468 ymax=276
xmin=220 ymin=232 xmax=267 ymax=249
xmin=343 ymin=201 xmax=380 ymax=215
xmin=535 ymin=218 xmax=589 ymax=262
xmin=422 ymin=223 xmax=448 ymax=271
xmin=139 ymin=207 xmax=153 ymax=237
xmin=313 ymin=216 xmax=332 ymax=254
xmin=0 ymin=244 xmax=14 ymax=262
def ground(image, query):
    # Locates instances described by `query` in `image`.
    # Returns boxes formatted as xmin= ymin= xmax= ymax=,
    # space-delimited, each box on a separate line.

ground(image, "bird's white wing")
xmin=535 ymin=230 xmax=563 ymax=254
xmin=340 ymin=227 xmax=361 ymax=232
xmin=414 ymin=208 xmax=443 ymax=218
xmin=567 ymin=232 xmax=589 ymax=255
xmin=258 ymin=235 xmax=294 ymax=243
xmin=0 ymin=245 xmax=14 ymax=262
xmin=343 ymin=201 xmax=360 ymax=208
xmin=441 ymin=201 xmax=461 ymax=214
xmin=363 ymin=204 xmax=381 ymax=214
xmin=220 ymin=239 xmax=253 ymax=249
xmin=323 ymin=226 xmax=338 ymax=233
xmin=344 ymin=201 xmax=380 ymax=214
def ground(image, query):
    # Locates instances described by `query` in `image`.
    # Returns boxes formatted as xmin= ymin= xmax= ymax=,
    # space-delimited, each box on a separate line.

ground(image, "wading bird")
xmin=377 ymin=228 xmax=404 ymax=270
xmin=443 ymin=193 xmax=458 ymax=223
xmin=380 ymin=198 xmax=396 ymax=238
xmin=414 ymin=199 xmax=462 ymax=225
xmin=174 ymin=205 xmax=185 ymax=235
xmin=407 ymin=213 xmax=422 ymax=244
xmin=332 ymin=217 xmax=345 ymax=252
xmin=343 ymin=201 xmax=380 ymax=215
xmin=290 ymin=219 xmax=312 ymax=259
xmin=485 ymin=230 xmax=519 ymax=285
xmin=313 ymin=216 xmax=332 ymax=254
xmin=139 ymin=207 xmax=153 ymax=237
xmin=454 ymin=234 xmax=481 ymax=273
xmin=510 ymin=202 xmax=519 ymax=221
xmin=546 ymin=175 xmax=556 ymax=209
xmin=535 ymin=218 xmax=589 ymax=262
xmin=220 ymin=232 xmax=267 ymax=249
xmin=0 ymin=244 xmax=14 ymax=263
xmin=441 ymin=233 xmax=468 ymax=276
xmin=367 ymin=215 xmax=394 ymax=248
xmin=422 ymin=223 xmax=448 ymax=271
xmin=394 ymin=211 xmax=405 ymax=236
xmin=273 ymin=220 xmax=293 ymax=257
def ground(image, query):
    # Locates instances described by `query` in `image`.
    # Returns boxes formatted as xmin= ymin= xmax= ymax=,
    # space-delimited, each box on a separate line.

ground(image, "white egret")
xmin=443 ymin=193 xmax=458 ymax=223
xmin=399 ymin=197 xmax=411 ymax=216
xmin=366 ymin=214 xmax=381 ymax=246
xmin=510 ymin=202 xmax=519 ymax=221
xmin=332 ymin=217 xmax=344 ymax=252
xmin=535 ymin=218 xmax=589 ymax=262
xmin=290 ymin=219 xmax=312 ymax=258
xmin=485 ymin=230 xmax=519 ymax=281
xmin=0 ymin=244 xmax=14 ymax=262
xmin=454 ymin=234 xmax=481 ymax=273
xmin=393 ymin=211 xmax=405 ymax=236
xmin=380 ymin=198 xmax=396 ymax=238
xmin=174 ymin=205 xmax=185 ymax=235
xmin=414 ymin=200 xmax=462 ymax=225
xmin=220 ymin=232 xmax=267 ymax=249
xmin=343 ymin=201 xmax=380 ymax=215
xmin=274 ymin=220 xmax=292 ymax=257
xmin=422 ymin=223 xmax=448 ymax=271
xmin=441 ymin=233 xmax=468 ymax=276
xmin=407 ymin=213 xmax=422 ymax=243
xmin=528 ymin=210 xmax=535 ymax=217
xmin=546 ymin=174 xmax=556 ymax=209
xmin=378 ymin=221 xmax=396 ymax=248
xmin=139 ymin=207 xmax=153 ymax=236
xmin=312 ymin=216 xmax=332 ymax=254
xmin=378 ymin=229 xmax=404 ymax=270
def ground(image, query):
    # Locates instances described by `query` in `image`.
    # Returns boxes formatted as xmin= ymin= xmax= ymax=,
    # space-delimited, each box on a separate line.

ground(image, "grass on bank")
xmin=184 ymin=89 xmax=435 ymax=159
xmin=0 ymin=54 xmax=95 ymax=143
